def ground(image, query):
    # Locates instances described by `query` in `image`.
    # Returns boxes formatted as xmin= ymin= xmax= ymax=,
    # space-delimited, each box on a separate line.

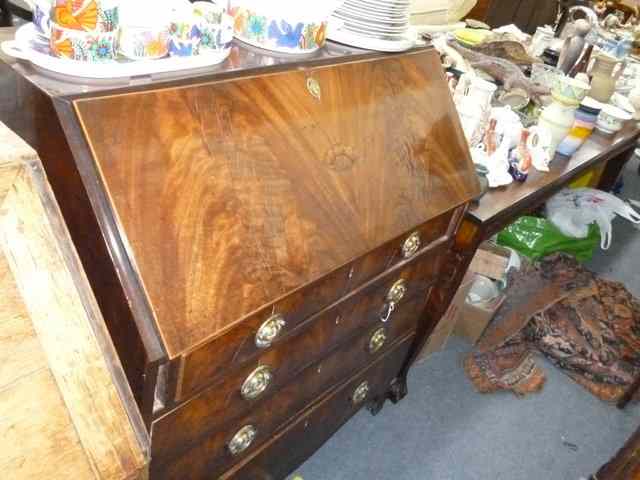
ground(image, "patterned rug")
xmin=464 ymin=254 xmax=640 ymax=403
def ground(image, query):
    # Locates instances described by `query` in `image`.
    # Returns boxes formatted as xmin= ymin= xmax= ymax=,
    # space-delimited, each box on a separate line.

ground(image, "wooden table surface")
xmin=470 ymin=122 xmax=640 ymax=227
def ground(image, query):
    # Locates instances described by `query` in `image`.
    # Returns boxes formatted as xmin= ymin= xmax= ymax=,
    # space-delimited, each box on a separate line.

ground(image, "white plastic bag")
xmin=546 ymin=188 xmax=640 ymax=249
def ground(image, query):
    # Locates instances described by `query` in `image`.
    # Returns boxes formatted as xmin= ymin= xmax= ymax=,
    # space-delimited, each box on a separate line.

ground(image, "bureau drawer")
xmin=176 ymin=208 xmax=458 ymax=401
xmin=152 ymin=322 xmax=424 ymax=479
xmin=221 ymin=333 xmax=416 ymax=480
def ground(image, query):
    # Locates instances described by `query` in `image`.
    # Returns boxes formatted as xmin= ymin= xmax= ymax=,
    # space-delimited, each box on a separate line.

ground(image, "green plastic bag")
xmin=497 ymin=216 xmax=601 ymax=262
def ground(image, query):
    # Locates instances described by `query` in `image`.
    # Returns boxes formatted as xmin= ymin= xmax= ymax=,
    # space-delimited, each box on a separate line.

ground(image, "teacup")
xmin=49 ymin=22 xmax=118 ymax=62
xmin=596 ymin=104 xmax=633 ymax=134
xmin=193 ymin=2 xmax=233 ymax=53
xmin=52 ymin=0 xmax=120 ymax=32
xmin=119 ymin=25 xmax=169 ymax=60
xmin=29 ymin=0 xmax=53 ymax=36
xmin=168 ymin=11 xmax=202 ymax=57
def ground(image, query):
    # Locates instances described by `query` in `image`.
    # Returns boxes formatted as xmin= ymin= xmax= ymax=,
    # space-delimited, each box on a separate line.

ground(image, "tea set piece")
xmin=327 ymin=0 xmax=416 ymax=52
xmin=228 ymin=0 xmax=343 ymax=55
xmin=1 ymin=0 xmax=235 ymax=80
xmin=596 ymin=104 xmax=633 ymax=134
xmin=1 ymin=23 xmax=231 ymax=81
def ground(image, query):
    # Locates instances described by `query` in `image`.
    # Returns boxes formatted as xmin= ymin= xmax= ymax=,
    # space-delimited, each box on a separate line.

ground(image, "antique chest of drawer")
xmin=0 ymin=38 xmax=479 ymax=479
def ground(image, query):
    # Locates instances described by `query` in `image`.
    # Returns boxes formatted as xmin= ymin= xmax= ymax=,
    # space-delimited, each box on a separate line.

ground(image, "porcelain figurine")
xmin=509 ymin=130 xmax=532 ymax=182
xmin=527 ymin=126 xmax=553 ymax=172
xmin=557 ymin=19 xmax=590 ymax=74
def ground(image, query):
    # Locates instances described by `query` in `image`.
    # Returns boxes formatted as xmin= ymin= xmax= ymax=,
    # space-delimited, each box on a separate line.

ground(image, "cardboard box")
xmin=454 ymin=286 xmax=505 ymax=344
xmin=452 ymin=243 xmax=510 ymax=345
xmin=416 ymin=270 xmax=475 ymax=362
xmin=468 ymin=243 xmax=511 ymax=283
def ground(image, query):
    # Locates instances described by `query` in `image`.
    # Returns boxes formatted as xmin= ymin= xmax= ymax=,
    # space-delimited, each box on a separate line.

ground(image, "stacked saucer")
xmin=328 ymin=0 xmax=414 ymax=52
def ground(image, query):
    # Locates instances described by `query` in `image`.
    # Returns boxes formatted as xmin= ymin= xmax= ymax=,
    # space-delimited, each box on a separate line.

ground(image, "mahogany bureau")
xmin=0 ymin=37 xmax=480 ymax=479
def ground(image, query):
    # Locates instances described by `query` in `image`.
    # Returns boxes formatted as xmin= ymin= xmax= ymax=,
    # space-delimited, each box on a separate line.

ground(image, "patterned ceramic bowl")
xmin=52 ymin=0 xmax=119 ymax=33
xmin=49 ymin=22 xmax=118 ymax=62
xmin=551 ymin=76 xmax=591 ymax=106
xmin=193 ymin=2 xmax=234 ymax=54
xmin=119 ymin=25 xmax=169 ymax=60
xmin=596 ymin=104 xmax=633 ymax=134
xmin=229 ymin=2 xmax=330 ymax=54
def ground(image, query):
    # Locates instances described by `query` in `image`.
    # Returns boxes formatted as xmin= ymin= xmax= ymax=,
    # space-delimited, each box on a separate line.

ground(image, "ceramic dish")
xmin=49 ymin=23 xmax=119 ymax=62
xmin=51 ymin=0 xmax=120 ymax=33
xmin=119 ymin=25 xmax=169 ymax=60
xmin=327 ymin=21 xmax=414 ymax=52
xmin=229 ymin=0 xmax=343 ymax=54
xmin=596 ymin=104 xmax=633 ymax=134
xmin=2 ymin=23 xmax=231 ymax=80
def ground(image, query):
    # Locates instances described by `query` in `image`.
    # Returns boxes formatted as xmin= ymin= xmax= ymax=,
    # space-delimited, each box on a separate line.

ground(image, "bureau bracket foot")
xmin=367 ymin=397 xmax=386 ymax=416
xmin=388 ymin=377 xmax=408 ymax=404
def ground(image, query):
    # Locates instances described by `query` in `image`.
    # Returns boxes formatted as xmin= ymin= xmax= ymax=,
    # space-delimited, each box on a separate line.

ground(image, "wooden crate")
xmin=0 ymin=121 xmax=149 ymax=479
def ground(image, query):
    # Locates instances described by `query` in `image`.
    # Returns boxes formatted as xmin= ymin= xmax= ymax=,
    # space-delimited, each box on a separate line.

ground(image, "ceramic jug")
xmin=589 ymin=53 xmax=624 ymax=103
xmin=453 ymin=75 xmax=497 ymax=146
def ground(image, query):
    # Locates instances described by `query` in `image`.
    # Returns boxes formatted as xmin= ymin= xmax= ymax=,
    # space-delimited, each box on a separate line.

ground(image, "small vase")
xmin=589 ymin=53 xmax=623 ymax=103
xmin=538 ymin=97 xmax=578 ymax=154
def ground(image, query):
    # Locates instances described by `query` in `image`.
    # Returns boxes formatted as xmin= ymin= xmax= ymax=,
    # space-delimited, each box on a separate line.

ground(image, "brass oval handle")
xmin=255 ymin=314 xmax=286 ymax=349
xmin=352 ymin=380 xmax=370 ymax=405
xmin=402 ymin=232 xmax=421 ymax=258
xmin=228 ymin=425 xmax=257 ymax=456
xmin=386 ymin=279 xmax=407 ymax=303
xmin=368 ymin=327 xmax=387 ymax=354
xmin=241 ymin=365 xmax=273 ymax=400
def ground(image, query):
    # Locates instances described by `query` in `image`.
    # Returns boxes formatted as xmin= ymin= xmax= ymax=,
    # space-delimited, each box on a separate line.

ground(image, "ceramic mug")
xmin=168 ymin=7 xmax=203 ymax=57
xmin=119 ymin=25 xmax=169 ymax=60
xmin=49 ymin=22 xmax=118 ymax=62
xmin=52 ymin=0 xmax=120 ymax=32
xmin=193 ymin=2 xmax=233 ymax=53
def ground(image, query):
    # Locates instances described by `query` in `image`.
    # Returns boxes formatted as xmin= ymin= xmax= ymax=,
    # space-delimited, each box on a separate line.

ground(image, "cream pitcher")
xmin=589 ymin=53 xmax=625 ymax=103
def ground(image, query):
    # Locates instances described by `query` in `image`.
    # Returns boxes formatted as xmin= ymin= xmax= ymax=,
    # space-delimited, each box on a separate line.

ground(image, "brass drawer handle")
xmin=380 ymin=279 xmax=407 ymax=323
xmin=368 ymin=327 xmax=387 ymax=354
xmin=228 ymin=425 xmax=257 ymax=456
xmin=352 ymin=381 xmax=370 ymax=405
xmin=386 ymin=279 xmax=407 ymax=303
xmin=255 ymin=314 xmax=286 ymax=349
xmin=402 ymin=232 xmax=421 ymax=258
xmin=241 ymin=365 xmax=273 ymax=400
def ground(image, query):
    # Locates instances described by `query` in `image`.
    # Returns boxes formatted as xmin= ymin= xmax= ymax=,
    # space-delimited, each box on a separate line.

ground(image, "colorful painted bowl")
xmin=228 ymin=0 xmax=337 ymax=54
xmin=193 ymin=2 xmax=234 ymax=54
xmin=119 ymin=25 xmax=169 ymax=60
xmin=49 ymin=22 xmax=118 ymax=62
xmin=52 ymin=0 xmax=119 ymax=33
xmin=551 ymin=76 xmax=591 ymax=106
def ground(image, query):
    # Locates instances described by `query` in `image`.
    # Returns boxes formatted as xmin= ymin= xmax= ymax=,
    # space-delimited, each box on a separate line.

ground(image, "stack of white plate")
xmin=328 ymin=0 xmax=415 ymax=52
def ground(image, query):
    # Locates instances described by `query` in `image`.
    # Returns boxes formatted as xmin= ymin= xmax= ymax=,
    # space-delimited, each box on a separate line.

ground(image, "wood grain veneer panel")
xmin=75 ymin=49 xmax=479 ymax=355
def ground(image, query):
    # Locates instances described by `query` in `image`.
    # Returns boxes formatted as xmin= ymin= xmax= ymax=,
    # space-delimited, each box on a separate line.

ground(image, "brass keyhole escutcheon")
xmin=255 ymin=314 xmax=286 ymax=349
xmin=402 ymin=232 xmax=421 ymax=258
xmin=241 ymin=365 xmax=274 ymax=400
xmin=307 ymin=77 xmax=321 ymax=101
